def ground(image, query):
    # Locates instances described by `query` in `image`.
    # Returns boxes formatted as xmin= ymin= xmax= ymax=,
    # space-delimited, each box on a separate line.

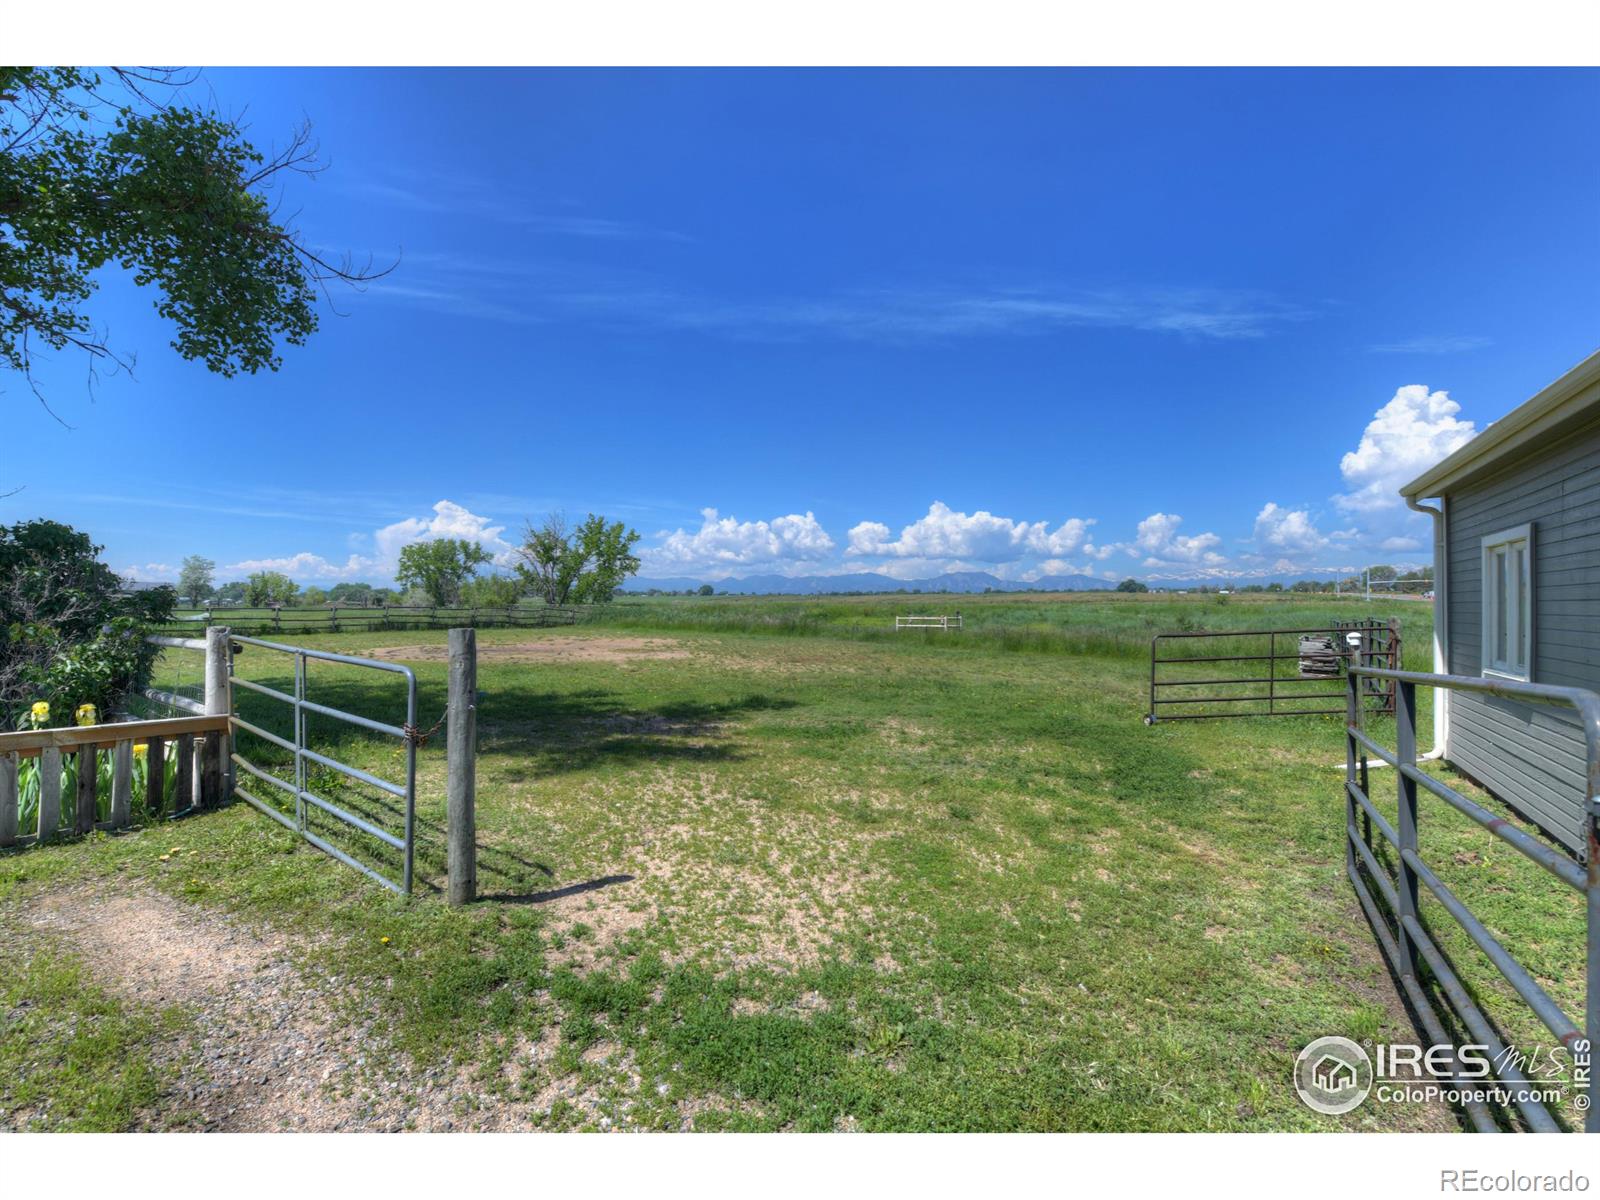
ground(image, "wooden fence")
xmin=155 ymin=603 xmax=583 ymax=637
xmin=0 ymin=714 xmax=230 ymax=846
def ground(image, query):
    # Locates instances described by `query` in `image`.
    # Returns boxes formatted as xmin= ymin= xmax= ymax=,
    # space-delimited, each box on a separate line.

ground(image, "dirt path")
xmin=18 ymin=883 xmax=647 ymax=1131
xmin=23 ymin=886 xmax=456 ymax=1131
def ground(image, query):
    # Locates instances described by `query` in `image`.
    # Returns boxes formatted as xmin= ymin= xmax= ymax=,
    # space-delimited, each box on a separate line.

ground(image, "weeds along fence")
xmin=156 ymin=603 xmax=582 ymax=637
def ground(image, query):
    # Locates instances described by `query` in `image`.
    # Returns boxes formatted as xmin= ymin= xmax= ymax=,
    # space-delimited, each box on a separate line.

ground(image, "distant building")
xmin=1401 ymin=348 xmax=1600 ymax=855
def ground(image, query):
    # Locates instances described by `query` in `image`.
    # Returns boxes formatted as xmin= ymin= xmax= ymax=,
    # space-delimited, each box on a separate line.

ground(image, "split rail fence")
xmin=157 ymin=603 xmax=581 ymax=637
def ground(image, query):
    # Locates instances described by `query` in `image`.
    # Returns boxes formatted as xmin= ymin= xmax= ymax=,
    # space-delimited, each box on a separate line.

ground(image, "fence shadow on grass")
xmin=478 ymin=872 xmax=636 ymax=906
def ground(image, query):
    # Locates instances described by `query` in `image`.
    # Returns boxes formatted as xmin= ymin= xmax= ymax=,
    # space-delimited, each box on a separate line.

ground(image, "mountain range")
xmin=623 ymin=570 xmax=1116 ymax=595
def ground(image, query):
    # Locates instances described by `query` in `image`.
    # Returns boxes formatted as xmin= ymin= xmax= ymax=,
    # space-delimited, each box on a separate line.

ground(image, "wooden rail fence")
xmin=155 ymin=604 xmax=583 ymax=637
xmin=0 ymin=715 xmax=230 ymax=846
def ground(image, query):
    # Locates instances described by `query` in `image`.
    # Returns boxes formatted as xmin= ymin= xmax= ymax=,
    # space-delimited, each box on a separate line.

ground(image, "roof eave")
xmin=1400 ymin=348 xmax=1600 ymax=499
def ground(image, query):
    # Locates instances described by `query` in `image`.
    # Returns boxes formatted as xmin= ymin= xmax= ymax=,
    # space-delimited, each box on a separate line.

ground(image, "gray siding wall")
xmin=1446 ymin=413 xmax=1600 ymax=857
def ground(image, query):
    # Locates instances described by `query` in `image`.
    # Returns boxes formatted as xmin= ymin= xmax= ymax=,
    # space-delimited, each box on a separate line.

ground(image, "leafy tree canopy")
xmin=395 ymin=538 xmax=492 ymax=607
xmin=1115 ymin=578 xmax=1150 ymax=593
xmin=1 ymin=66 xmax=387 ymax=416
xmin=244 ymin=570 xmax=297 ymax=607
xmin=514 ymin=513 xmax=641 ymax=606
xmin=177 ymin=554 xmax=214 ymax=605
xmin=461 ymin=574 xmax=522 ymax=609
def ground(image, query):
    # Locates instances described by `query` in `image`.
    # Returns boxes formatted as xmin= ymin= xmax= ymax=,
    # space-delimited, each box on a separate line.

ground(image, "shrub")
xmin=0 ymin=520 xmax=175 ymax=731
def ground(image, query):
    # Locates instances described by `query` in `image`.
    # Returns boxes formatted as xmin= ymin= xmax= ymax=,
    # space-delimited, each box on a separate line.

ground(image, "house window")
xmin=1481 ymin=523 xmax=1533 ymax=681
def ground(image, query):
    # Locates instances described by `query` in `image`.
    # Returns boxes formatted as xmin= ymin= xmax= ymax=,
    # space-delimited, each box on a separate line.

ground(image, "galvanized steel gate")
xmin=227 ymin=635 xmax=420 ymax=895
xmin=1346 ymin=665 xmax=1597 ymax=1132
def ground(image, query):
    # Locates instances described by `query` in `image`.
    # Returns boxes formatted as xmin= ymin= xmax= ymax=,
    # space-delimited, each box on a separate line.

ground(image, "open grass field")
xmin=0 ymin=593 xmax=1587 ymax=1131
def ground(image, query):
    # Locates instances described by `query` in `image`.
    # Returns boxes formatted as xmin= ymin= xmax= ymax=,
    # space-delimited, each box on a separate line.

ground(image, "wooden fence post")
xmin=202 ymin=626 xmax=231 ymax=808
xmin=38 ymin=746 xmax=61 ymax=842
xmin=110 ymin=740 xmax=133 ymax=830
xmin=447 ymin=626 xmax=477 ymax=906
xmin=75 ymin=746 xmax=97 ymax=834
xmin=0 ymin=753 xmax=17 ymax=846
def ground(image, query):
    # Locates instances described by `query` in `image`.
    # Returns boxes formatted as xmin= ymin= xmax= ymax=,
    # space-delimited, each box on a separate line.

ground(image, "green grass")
xmin=0 ymin=938 xmax=183 ymax=1131
xmin=1 ymin=592 xmax=1585 ymax=1131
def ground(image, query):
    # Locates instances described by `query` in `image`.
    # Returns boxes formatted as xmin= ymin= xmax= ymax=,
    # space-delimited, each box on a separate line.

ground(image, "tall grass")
xmin=585 ymin=592 xmax=1436 ymax=670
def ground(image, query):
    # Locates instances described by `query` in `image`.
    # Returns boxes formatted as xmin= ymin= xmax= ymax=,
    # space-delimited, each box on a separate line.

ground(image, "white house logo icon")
xmin=1295 ymin=1036 xmax=1373 ymax=1115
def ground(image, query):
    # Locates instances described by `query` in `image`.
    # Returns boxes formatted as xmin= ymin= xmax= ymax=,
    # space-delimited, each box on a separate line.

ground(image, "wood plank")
xmin=0 ymin=753 xmax=16 ymax=847
xmin=75 ymin=745 xmax=97 ymax=834
xmin=146 ymin=737 xmax=166 ymax=815
xmin=38 ymin=747 xmax=61 ymax=842
xmin=200 ymin=733 xmax=224 ymax=810
xmin=0 ymin=714 xmax=227 ymax=757
xmin=110 ymin=740 xmax=133 ymax=829
xmin=175 ymin=734 xmax=194 ymax=814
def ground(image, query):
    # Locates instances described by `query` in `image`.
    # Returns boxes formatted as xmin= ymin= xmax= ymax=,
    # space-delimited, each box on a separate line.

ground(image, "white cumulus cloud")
xmin=845 ymin=502 xmax=1098 ymax=563
xmin=644 ymin=508 xmax=835 ymax=575
xmin=225 ymin=500 xmax=515 ymax=582
xmin=1380 ymin=535 xmax=1423 ymax=552
xmin=1128 ymin=512 xmax=1225 ymax=566
xmin=1337 ymin=384 xmax=1477 ymax=513
xmin=117 ymin=562 xmax=177 ymax=582
xmin=1253 ymin=503 xmax=1327 ymax=554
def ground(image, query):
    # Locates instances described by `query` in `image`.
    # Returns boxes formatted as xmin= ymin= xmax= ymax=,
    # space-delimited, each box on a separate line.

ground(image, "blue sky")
xmin=5 ymin=68 xmax=1598 ymax=585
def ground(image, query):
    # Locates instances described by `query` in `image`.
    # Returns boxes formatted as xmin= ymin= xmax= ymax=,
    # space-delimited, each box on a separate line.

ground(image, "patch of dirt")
xmin=542 ymin=882 xmax=656 ymax=973
xmin=365 ymin=636 xmax=692 ymax=666
xmin=15 ymin=883 xmax=621 ymax=1131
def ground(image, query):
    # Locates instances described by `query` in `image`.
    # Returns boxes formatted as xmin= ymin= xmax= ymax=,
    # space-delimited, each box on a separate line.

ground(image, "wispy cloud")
xmin=1368 ymin=335 xmax=1491 ymax=355
xmin=365 ymin=267 xmax=1310 ymax=345
xmin=337 ymin=169 xmax=687 ymax=242
xmin=645 ymin=285 xmax=1307 ymax=343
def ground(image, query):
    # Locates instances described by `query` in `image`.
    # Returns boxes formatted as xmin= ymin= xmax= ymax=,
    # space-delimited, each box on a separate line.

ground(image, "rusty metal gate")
xmin=1146 ymin=618 xmax=1399 ymax=724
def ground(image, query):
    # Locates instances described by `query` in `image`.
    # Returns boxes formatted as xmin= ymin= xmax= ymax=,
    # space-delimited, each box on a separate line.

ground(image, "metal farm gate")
xmin=1146 ymin=618 xmax=1400 ymax=725
xmin=227 ymin=635 xmax=421 ymax=895
xmin=1345 ymin=665 xmax=1597 ymax=1132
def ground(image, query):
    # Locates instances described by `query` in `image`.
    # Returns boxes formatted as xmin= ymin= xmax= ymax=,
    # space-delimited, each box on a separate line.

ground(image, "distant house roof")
xmin=1402 ymin=348 xmax=1600 ymax=499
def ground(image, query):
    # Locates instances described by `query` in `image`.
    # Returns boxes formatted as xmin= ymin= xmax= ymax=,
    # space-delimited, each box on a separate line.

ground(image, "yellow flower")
xmin=159 ymin=854 xmax=171 ymax=862
xmin=133 ymin=743 xmax=149 ymax=758
xmin=30 ymin=701 xmax=49 ymax=726
xmin=75 ymin=703 xmax=98 ymax=727
xmin=380 ymin=936 xmax=391 ymax=944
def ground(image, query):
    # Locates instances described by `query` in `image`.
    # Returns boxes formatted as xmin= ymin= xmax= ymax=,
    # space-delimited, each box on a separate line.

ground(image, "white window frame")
xmin=1480 ymin=523 xmax=1534 ymax=682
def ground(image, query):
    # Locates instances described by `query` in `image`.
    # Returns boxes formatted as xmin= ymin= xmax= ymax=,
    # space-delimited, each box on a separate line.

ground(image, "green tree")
xmin=514 ymin=512 xmax=640 ymax=605
xmin=395 ymin=539 xmax=492 ymax=607
xmin=0 ymin=67 xmax=387 ymax=416
xmin=244 ymin=570 xmax=297 ymax=607
xmin=461 ymin=574 xmax=522 ymax=608
xmin=328 ymin=582 xmax=375 ymax=607
xmin=177 ymin=554 xmax=215 ymax=605
xmin=697 ymin=583 xmax=715 ymax=597
xmin=214 ymin=580 xmax=248 ymax=604
xmin=1 ymin=520 xmax=174 ymax=728
xmin=300 ymin=585 xmax=329 ymax=607
xmin=1115 ymin=578 xmax=1149 ymax=593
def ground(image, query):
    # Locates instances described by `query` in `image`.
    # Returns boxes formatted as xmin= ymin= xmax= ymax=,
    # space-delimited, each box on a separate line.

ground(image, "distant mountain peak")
xmin=623 ymin=570 xmax=1113 ymax=596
